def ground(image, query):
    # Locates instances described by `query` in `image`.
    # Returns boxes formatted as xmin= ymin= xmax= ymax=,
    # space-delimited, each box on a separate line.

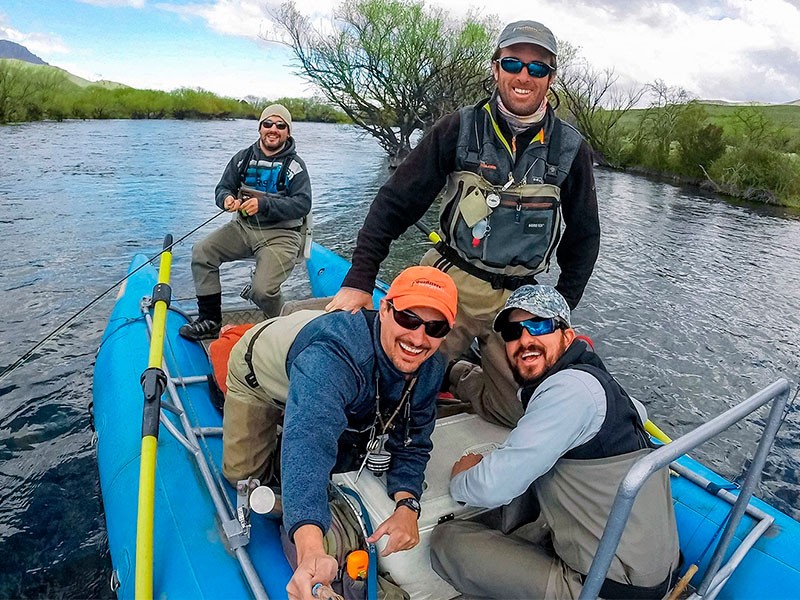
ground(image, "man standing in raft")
xmin=326 ymin=20 xmax=600 ymax=428
xmin=181 ymin=104 xmax=312 ymax=341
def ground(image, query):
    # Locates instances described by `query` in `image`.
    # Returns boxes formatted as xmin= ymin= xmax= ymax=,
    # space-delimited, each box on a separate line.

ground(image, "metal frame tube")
xmin=578 ymin=379 xmax=790 ymax=600
xmin=692 ymin=514 xmax=774 ymax=600
xmin=194 ymin=427 xmax=223 ymax=437
xmin=695 ymin=385 xmax=789 ymax=596
xmin=171 ymin=375 xmax=209 ymax=385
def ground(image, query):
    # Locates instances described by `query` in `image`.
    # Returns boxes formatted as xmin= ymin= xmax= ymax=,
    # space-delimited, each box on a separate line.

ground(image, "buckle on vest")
xmin=503 ymin=275 xmax=537 ymax=291
xmin=489 ymin=273 xmax=505 ymax=290
xmin=244 ymin=371 xmax=259 ymax=388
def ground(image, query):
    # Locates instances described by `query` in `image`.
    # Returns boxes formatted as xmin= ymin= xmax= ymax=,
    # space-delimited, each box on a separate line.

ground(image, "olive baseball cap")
xmin=497 ymin=20 xmax=558 ymax=56
xmin=493 ymin=284 xmax=571 ymax=331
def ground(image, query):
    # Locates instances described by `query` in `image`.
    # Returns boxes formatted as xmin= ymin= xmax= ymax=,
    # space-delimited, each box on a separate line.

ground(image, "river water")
xmin=1 ymin=120 xmax=799 ymax=597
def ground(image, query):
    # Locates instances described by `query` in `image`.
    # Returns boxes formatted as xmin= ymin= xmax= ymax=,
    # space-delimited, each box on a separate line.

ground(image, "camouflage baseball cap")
xmin=492 ymin=284 xmax=571 ymax=331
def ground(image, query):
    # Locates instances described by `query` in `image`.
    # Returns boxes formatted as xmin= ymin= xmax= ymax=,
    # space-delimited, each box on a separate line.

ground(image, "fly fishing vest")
xmin=521 ymin=344 xmax=680 ymax=597
xmin=437 ymin=100 xmax=584 ymax=290
xmin=237 ymin=144 xmax=305 ymax=231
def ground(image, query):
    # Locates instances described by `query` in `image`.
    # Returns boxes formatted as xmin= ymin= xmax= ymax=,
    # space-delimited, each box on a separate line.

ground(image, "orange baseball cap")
xmin=385 ymin=266 xmax=458 ymax=326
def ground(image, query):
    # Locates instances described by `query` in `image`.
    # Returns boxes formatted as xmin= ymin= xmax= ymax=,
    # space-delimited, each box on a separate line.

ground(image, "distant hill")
xmin=700 ymin=99 xmax=800 ymax=107
xmin=0 ymin=57 xmax=128 ymax=90
xmin=0 ymin=40 xmax=126 ymax=89
xmin=0 ymin=40 xmax=47 ymax=65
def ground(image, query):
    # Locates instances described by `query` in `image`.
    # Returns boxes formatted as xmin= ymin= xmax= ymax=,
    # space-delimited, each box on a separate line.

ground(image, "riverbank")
xmin=621 ymin=165 xmax=800 ymax=208
xmin=602 ymin=102 xmax=800 ymax=209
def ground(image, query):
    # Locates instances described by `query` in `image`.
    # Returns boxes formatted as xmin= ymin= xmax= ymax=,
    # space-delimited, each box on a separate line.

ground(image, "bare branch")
xmin=267 ymin=0 xmax=497 ymax=162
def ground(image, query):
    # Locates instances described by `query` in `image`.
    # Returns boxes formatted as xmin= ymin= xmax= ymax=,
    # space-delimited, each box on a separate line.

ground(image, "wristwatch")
xmin=395 ymin=497 xmax=421 ymax=519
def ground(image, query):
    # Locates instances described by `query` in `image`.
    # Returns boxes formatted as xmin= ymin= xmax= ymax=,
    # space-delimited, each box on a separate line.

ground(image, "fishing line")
xmin=0 ymin=209 xmax=230 ymax=383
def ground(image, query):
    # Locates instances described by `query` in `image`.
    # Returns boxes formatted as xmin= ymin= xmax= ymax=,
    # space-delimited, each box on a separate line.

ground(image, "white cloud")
xmin=154 ymin=0 xmax=337 ymax=41
xmin=77 ymin=0 xmax=147 ymax=7
xmin=156 ymin=0 xmax=271 ymax=39
xmin=0 ymin=14 xmax=70 ymax=57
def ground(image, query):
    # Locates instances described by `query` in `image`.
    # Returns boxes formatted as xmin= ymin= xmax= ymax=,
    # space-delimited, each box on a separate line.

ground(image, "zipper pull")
xmin=515 ymin=200 xmax=521 ymax=224
xmin=501 ymin=172 xmax=514 ymax=191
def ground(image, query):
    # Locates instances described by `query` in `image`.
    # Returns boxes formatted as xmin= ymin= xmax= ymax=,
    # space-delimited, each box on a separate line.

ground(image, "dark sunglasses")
xmin=499 ymin=318 xmax=560 ymax=342
xmin=388 ymin=302 xmax=451 ymax=338
xmin=260 ymin=119 xmax=288 ymax=131
xmin=497 ymin=57 xmax=555 ymax=79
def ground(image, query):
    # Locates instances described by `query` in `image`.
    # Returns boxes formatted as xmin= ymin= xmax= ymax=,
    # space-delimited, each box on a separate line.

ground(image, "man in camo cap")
xmin=431 ymin=285 xmax=680 ymax=599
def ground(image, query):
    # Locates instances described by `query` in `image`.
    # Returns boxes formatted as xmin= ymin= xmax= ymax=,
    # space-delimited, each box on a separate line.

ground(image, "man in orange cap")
xmin=221 ymin=266 xmax=457 ymax=600
xmin=326 ymin=20 xmax=600 ymax=430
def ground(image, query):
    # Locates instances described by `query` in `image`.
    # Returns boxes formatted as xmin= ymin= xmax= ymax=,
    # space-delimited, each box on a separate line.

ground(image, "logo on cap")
xmin=411 ymin=279 xmax=444 ymax=291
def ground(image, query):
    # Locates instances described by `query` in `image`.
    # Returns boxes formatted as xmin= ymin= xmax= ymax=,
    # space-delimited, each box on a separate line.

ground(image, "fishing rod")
xmin=0 ymin=209 xmax=229 ymax=383
xmin=412 ymin=219 xmax=443 ymax=245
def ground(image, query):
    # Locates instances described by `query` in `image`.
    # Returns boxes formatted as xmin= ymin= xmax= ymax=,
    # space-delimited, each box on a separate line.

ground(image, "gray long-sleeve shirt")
xmin=451 ymin=369 xmax=647 ymax=508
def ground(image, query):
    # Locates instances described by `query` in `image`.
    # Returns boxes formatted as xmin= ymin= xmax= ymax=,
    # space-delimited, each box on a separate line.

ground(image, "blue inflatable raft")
xmin=94 ymin=243 xmax=800 ymax=599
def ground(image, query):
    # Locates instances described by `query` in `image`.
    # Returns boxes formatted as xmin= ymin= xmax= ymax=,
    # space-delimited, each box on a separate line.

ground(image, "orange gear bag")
xmin=208 ymin=324 xmax=255 ymax=395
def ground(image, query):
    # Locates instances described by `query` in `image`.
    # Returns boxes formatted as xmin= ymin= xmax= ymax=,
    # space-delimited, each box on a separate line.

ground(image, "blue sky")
xmin=2 ymin=0 xmax=799 ymax=104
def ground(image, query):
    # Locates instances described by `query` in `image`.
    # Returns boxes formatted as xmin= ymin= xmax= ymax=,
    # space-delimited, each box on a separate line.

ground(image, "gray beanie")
xmin=259 ymin=103 xmax=292 ymax=132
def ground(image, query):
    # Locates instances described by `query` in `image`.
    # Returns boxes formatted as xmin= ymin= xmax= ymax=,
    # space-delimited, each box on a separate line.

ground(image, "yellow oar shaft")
xmin=135 ymin=235 xmax=173 ymax=599
xmin=135 ymin=435 xmax=158 ymax=598
xmin=147 ymin=250 xmax=172 ymax=368
xmin=645 ymin=419 xmax=672 ymax=444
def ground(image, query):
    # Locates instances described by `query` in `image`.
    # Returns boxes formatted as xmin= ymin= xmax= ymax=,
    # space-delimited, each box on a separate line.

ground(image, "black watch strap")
xmin=395 ymin=497 xmax=421 ymax=519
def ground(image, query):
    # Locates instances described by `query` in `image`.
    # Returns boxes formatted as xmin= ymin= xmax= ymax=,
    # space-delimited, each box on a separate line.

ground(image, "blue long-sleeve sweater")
xmin=280 ymin=310 xmax=443 ymax=540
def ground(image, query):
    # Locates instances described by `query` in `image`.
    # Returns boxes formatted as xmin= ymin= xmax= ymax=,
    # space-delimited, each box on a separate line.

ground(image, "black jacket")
xmin=342 ymin=101 xmax=600 ymax=309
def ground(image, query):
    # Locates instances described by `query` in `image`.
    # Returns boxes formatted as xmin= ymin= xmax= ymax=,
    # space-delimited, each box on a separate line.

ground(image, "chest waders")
xmin=436 ymin=101 xmax=573 ymax=290
xmin=237 ymin=144 xmax=312 ymax=261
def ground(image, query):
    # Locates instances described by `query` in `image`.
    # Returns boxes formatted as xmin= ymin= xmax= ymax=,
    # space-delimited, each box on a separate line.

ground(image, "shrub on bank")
xmin=709 ymin=146 xmax=800 ymax=206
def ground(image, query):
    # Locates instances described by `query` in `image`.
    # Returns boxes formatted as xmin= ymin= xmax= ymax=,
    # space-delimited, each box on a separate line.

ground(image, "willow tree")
xmin=553 ymin=48 xmax=644 ymax=167
xmin=271 ymin=0 xmax=497 ymax=165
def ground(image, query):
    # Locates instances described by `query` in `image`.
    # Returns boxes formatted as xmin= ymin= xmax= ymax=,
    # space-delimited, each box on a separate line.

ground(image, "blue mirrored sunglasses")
xmin=499 ymin=318 xmax=559 ymax=342
xmin=497 ymin=57 xmax=555 ymax=79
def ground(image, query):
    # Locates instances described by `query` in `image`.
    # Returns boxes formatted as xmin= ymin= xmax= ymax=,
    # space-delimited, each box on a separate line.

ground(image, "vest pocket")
xmin=453 ymin=196 xmax=558 ymax=270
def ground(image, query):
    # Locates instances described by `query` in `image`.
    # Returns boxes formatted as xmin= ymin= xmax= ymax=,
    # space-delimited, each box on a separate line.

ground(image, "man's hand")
xmin=325 ymin=288 xmax=373 ymax=313
xmin=239 ymin=196 xmax=260 ymax=216
xmin=451 ymin=452 xmax=483 ymax=478
xmin=286 ymin=553 xmax=338 ymax=600
xmin=223 ymin=195 xmax=241 ymax=212
xmin=287 ymin=525 xmax=338 ymax=600
xmin=365 ymin=506 xmax=420 ymax=557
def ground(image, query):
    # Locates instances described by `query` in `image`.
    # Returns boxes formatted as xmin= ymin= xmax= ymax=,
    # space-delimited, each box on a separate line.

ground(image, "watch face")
xmin=398 ymin=498 xmax=420 ymax=514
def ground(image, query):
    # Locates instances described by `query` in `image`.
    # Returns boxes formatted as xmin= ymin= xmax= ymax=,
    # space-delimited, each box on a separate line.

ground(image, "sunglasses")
xmin=388 ymin=302 xmax=451 ymax=338
xmin=497 ymin=57 xmax=555 ymax=79
xmin=499 ymin=318 xmax=560 ymax=342
xmin=260 ymin=119 xmax=288 ymax=131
